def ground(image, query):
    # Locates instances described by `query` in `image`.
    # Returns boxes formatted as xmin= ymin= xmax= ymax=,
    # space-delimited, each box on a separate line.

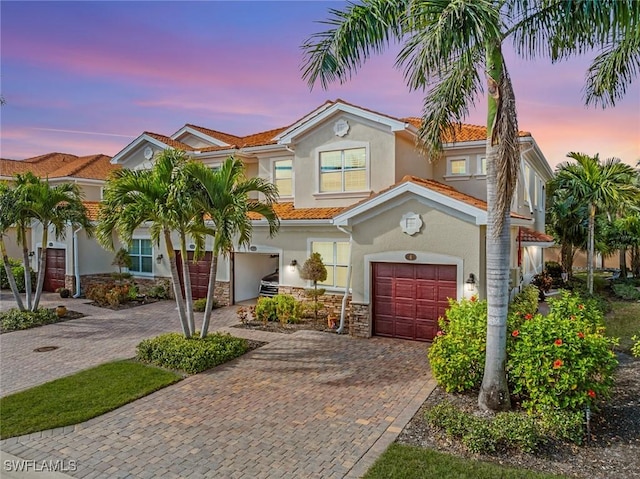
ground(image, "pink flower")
xmin=470 ymin=296 xmax=477 ymax=303
xmin=524 ymin=314 xmax=533 ymax=320
xmin=588 ymin=390 xmax=596 ymax=399
xmin=553 ymin=359 xmax=564 ymax=369
xmin=578 ymin=332 xmax=585 ymax=339
xmin=436 ymin=330 xmax=444 ymax=337
xmin=512 ymin=330 xmax=520 ymax=337
xmin=554 ymin=339 xmax=563 ymax=346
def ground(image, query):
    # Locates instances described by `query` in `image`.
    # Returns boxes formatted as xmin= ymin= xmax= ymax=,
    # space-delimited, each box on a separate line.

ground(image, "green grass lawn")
xmin=0 ymin=360 xmax=182 ymax=439
xmin=606 ymin=301 xmax=640 ymax=353
xmin=364 ymin=444 xmax=567 ymax=479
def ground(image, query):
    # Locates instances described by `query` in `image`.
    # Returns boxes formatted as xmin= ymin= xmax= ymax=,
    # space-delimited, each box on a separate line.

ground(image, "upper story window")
xmin=477 ymin=156 xmax=487 ymax=175
xmin=128 ymin=238 xmax=153 ymax=275
xmin=319 ymin=147 xmax=366 ymax=193
xmin=446 ymin=156 xmax=470 ymax=178
xmin=311 ymin=240 xmax=350 ymax=288
xmin=274 ymin=159 xmax=293 ymax=197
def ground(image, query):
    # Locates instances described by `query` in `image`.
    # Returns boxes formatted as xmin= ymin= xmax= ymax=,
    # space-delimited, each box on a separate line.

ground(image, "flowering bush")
xmin=428 ymin=297 xmax=487 ymax=392
xmin=508 ymin=291 xmax=618 ymax=412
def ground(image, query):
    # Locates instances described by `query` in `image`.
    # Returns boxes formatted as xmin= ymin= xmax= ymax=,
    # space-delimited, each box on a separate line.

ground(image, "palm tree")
xmin=186 ymin=157 xmax=279 ymax=338
xmin=97 ymin=149 xmax=208 ymax=337
xmin=553 ymin=153 xmax=639 ymax=293
xmin=13 ymin=173 xmax=93 ymax=311
xmin=302 ymin=0 xmax=639 ymax=411
xmin=0 ymin=182 xmax=26 ymax=310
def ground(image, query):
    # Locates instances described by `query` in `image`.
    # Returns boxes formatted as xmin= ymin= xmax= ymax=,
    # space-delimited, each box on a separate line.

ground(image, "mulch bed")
xmin=232 ymin=319 xmax=338 ymax=335
xmin=87 ymin=297 xmax=161 ymax=310
xmin=396 ymin=352 xmax=640 ymax=479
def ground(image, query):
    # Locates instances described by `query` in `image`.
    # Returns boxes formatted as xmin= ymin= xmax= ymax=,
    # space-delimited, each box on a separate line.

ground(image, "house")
xmin=0 ymin=153 xmax=119 ymax=294
xmin=109 ymin=99 xmax=554 ymax=341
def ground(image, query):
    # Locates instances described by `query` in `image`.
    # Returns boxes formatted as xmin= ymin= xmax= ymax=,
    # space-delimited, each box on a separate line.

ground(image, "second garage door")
xmin=373 ymin=263 xmax=457 ymax=341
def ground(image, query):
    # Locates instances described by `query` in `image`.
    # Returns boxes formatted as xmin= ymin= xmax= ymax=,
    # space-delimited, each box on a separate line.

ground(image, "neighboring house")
xmin=0 ymin=153 xmax=119 ymax=294
xmin=109 ymin=99 xmax=554 ymax=341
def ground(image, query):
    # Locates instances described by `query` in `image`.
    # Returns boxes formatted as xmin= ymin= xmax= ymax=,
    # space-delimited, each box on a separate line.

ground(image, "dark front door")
xmin=43 ymin=248 xmax=66 ymax=292
xmin=176 ymin=251 xmax=213 ymax=300
xmin=373 ymin=263 xmax=457 ymax=341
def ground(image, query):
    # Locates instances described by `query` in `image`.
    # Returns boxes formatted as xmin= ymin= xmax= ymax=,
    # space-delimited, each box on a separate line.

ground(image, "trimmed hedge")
xmin=0 ymin=308 xmax=58 ymax=332
xmin=136 ymin=332 xmax=249 ymax=374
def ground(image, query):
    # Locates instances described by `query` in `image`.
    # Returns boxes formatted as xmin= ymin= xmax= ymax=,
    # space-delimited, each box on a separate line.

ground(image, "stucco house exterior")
xmin=0 ymin=153 xmax=119 ymax=294
xmin=108 ymin=99 xmax=554 ymax=341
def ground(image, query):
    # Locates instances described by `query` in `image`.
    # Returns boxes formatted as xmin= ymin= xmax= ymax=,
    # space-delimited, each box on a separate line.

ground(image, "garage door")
xmin=373 ymin=263 xmax=457 ymax=341
xmin=176 ymin=251 xmax=212 ymax=300
xmin=43 ymin=248 xmax=66 ymax=293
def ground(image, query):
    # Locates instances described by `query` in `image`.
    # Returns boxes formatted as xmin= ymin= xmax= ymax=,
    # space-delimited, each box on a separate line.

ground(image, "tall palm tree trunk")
xmin=561 ymin=240 xmax=574 ymax=280
xmin=32 ymin=228 xmax=49 ymax=311
xmin=479 ymin=142 xmax=512 ymax=412
xmin=619 ymin=247 xmax=628 ymax=278
xmin=587 ymin=204 xmax=596 ymax=294
xmin=478 ymin=42 xmax=512 ymax=412
xmin=179 ymin=234 xmax=195 ymax=335
xmin=200 ymin=252 xmax=219 ymax=338
xmin=1 ymin=238 xmax=25 ymax=310
xmin=164 ymin=230 xmax=190 ymax=337
xmin=19 ymin=224 xmax=33 ymax=310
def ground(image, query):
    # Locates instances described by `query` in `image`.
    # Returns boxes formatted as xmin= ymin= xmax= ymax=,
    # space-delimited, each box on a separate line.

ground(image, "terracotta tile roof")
xmin=185 ymin=124 xmax=243 ymax=146
xmin=144 ymin=132 xmax=194 ymax=151
xmin=240 ymin=126 xmax=289 ymax=147
xmin=519 ymin=227 xmax=554 ymax=243
xmin=248 ymin=202 xmax=344 ymax=221
xmin=83 ymin=201 xmax=101 ymax=221
xmin=400 ymin=119 xmax=531 ymax=142
xmin=1 ymin=153 xmax=118 ymax=180
xmin=339 ymin=175 xmax=530 ymax=221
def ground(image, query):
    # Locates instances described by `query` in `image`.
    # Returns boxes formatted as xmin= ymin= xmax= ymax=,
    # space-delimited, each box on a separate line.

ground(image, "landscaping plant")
xmin=299 ymin=252 xmax=327 ymax=322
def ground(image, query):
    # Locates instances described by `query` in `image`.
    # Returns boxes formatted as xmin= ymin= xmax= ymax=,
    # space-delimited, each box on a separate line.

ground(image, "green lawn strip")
xmin=0 ymin=360 xmax=182 ymax=439
xmin=364 ymin=444 xmax=567 ymax=479
xmin=606 ymin=301 xmax=640 ymax=353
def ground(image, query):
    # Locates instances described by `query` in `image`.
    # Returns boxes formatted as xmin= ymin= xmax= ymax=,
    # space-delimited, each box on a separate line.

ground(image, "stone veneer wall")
xmin=349 ymin=302 xmax=371 ymax=338
xmin=215 ymin=281 xmax=231 ymax=307
xmin=80 ymin=274 xmax=174 ymax=298
xmin=64 ymin=275 xmax=75 ymax=292
xmin=277 ymin=285 xmax=352 ymax=324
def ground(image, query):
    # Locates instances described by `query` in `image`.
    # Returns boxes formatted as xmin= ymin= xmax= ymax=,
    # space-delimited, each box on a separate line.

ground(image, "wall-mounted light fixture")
xmin=465 ymin=273 xmax=477 ymax=292
xmin=289 ymin=259 xmax=298 ymax=272
xmin=156 ymin=253 xmax=164 ymax=264
xmin=28 ymin=251 xmax=35 ymax=257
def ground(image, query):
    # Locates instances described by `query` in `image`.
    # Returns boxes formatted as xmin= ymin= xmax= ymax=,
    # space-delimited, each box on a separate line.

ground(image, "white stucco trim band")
xmin=362 ymin=251 xmax=465 ymax=304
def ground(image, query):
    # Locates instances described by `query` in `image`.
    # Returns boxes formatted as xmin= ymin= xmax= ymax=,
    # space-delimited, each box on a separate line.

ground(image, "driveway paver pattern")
xmin=1 ymin=293 xmax=435 ymax=478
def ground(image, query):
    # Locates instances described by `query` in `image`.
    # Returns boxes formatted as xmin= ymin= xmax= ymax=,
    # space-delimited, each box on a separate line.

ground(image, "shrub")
xmin=535 ymin=406 xmax=585 ymax=445
xmin=632 ymin=335 xmax=640 ymax=358
xmin=146 ymin=281 xmax=170 ymax=299
xmin=425 ymin=402 xmax=540 ymax=454
xmin=255 ymin=296 xmax=278 ymax=323
xmin=531 ymin=272 xmax=553 ymax=298
xmin=192 ymin=298 xmax=219 ymax=312
xmin=254 ymin=295 xmax=302 ymax=324
xmin=86 ymin=282 xmax=134 ymax=307
xmin=136 ymin=332 xmax=248 ymax=374
xmin=611 ymin=282 xmax=640 ymax=301
xmin=545 ymin=261 xmax=564 ymax=280
xmin=0 ymin=258 xmax=36 ymax=293
xmin=0 ymin=308 xmax=58 ymax=332
xmin=428 ymin=297 xmax=487 ymax=392
xmin=509 ymin=291 xmax=618 ymax=413
xmin=508 ymin=285 xmax=539 ymax=332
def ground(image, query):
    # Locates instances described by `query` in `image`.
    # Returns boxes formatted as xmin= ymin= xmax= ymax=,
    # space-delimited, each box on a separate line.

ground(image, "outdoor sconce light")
xmin=28 ymin=251 xmax=35 ymax=257
xmin=289 ymin=259 xmax=298 ymax=272
xmin=465 ymin=273 xmax=477 ymax=292
xmin=156 ymin=254 xmax=164 ymax=264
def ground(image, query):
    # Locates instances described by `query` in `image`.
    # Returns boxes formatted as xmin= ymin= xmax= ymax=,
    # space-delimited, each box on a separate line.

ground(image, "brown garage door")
xmin=373 ymin=263 xmax=457 ymax=341
xmin=43 ymin=248 xmax=66 ymax=293
xmin=176 ymin=251 xmax=212 ymax=300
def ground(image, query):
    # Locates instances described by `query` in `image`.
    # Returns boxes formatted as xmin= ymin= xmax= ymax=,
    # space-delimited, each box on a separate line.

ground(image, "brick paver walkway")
xmin=1 ymin=292 xmax=435 ymax=478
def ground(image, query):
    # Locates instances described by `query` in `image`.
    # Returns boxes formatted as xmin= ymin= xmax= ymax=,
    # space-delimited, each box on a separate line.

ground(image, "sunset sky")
xmin=1 ymin=1 xmax=638 ymax=170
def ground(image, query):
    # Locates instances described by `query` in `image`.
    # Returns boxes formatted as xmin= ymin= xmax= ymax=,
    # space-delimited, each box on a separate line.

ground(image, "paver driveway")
xmin=1 ymin=294 xmax=434 ymax=478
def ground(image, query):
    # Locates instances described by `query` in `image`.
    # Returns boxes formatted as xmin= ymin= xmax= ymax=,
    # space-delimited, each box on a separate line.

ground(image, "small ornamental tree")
xmin=299 ymin=252 xmax=327 ymax=322
xmin=112 ymin=248 xmax=132 ymax=279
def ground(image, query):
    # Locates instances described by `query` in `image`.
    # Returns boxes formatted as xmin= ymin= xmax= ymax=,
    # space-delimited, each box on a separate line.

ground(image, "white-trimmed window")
xmin=129 ymin=239 xmax=153 ymax=275
xmin=311 ymin=241 xmax=350 ymax=288
xmin=274 ymin=159 xmax=293 ymax=197
xmin=446 ymin=156 xmax=469 ymax=176
xmin=319 ymin=147 xmax=366 ymax=193
xmin=477 ymin=156 xmax=487 ymax=175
